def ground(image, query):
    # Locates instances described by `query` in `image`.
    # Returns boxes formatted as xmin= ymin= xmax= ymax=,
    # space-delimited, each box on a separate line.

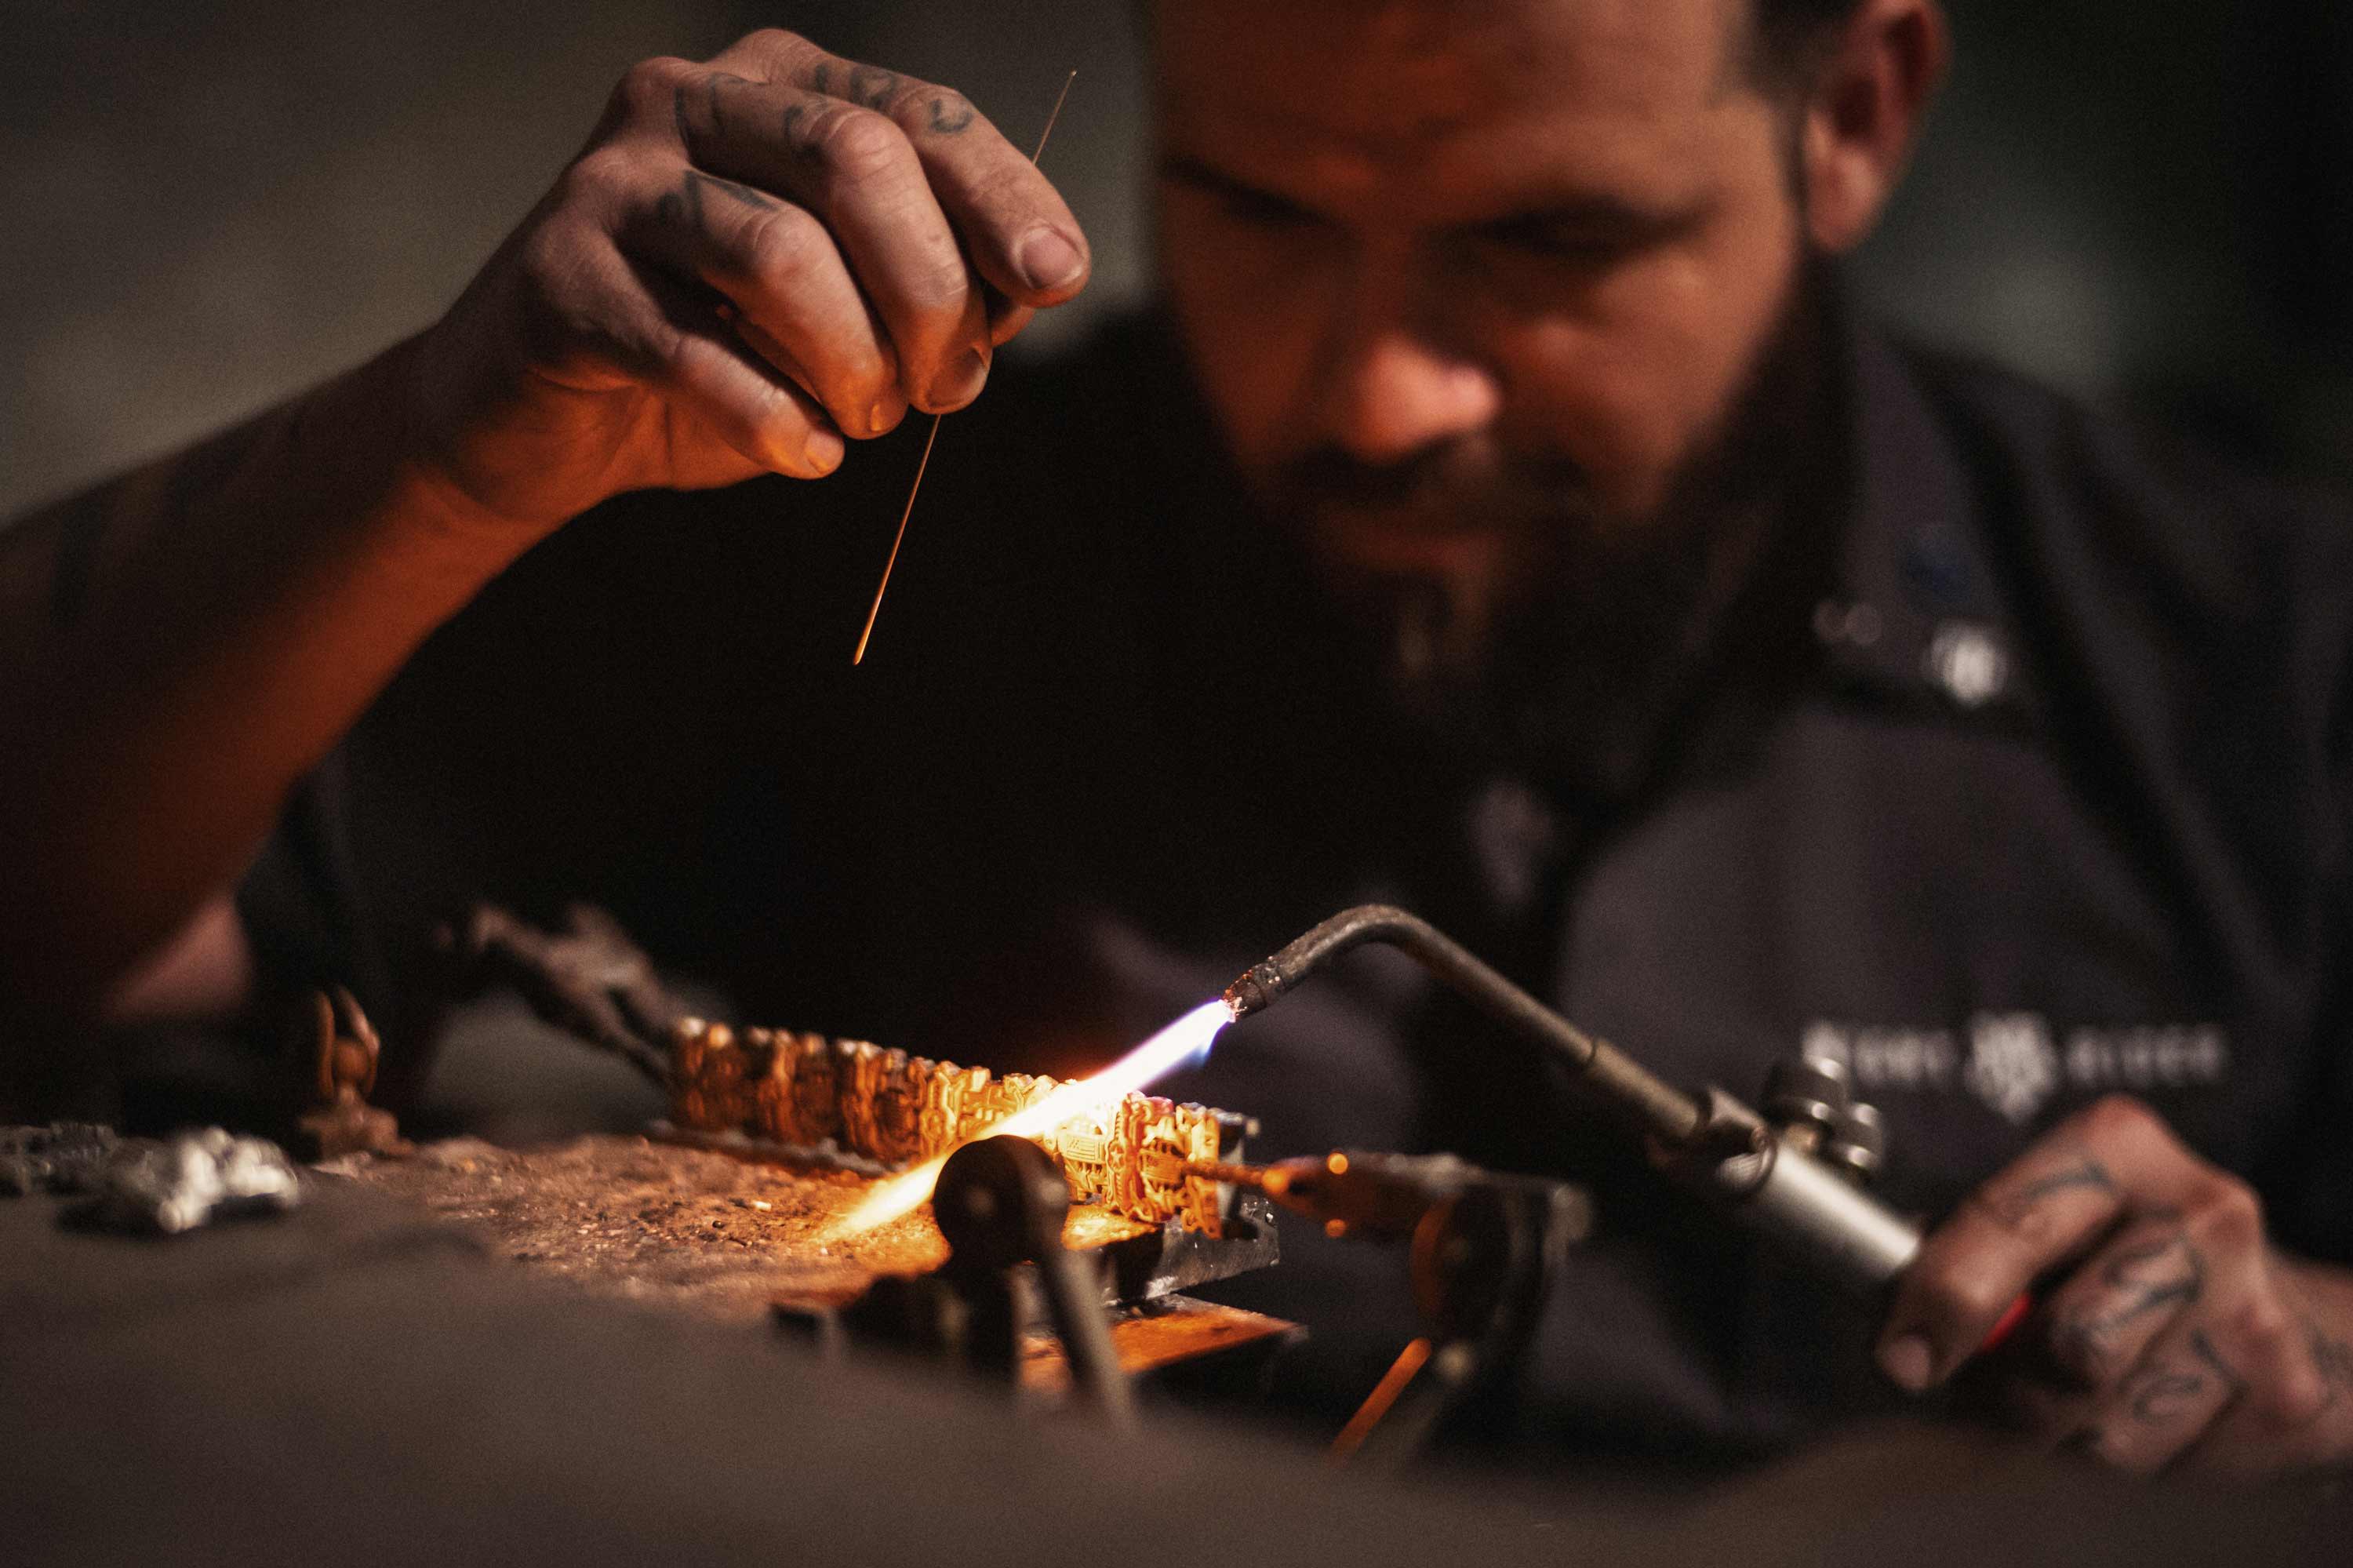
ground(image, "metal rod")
xmin=852 ymin=68 xmax=1078 ymax=666
xmin=850 ymin=414 xmax=940 ymax=665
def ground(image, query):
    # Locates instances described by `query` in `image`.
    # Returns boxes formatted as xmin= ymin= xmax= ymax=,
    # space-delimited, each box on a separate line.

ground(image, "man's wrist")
xmin=354 ymin=330 xmax=568 ymax=568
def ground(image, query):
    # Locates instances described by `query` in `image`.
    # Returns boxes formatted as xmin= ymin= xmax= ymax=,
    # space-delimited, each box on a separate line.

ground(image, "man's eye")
xmin=1217 ymin=187 xmax=1318 ymax=229
xmin=1478 ymin=219 xmax=1638 ymax=266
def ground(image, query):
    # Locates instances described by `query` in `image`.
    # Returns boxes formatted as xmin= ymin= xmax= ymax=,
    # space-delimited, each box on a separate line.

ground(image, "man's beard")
xmin=1257 ymin=254 xmax=1841 ymax=746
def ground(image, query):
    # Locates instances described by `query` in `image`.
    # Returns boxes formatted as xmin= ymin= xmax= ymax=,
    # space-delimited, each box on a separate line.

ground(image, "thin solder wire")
xmin=853 ymin=68 xmax=1078 ymax=666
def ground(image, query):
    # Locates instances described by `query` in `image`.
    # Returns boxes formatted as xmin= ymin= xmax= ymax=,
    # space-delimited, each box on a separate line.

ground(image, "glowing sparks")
xmin=828 ymin=998 xmax=1232 ymax=1238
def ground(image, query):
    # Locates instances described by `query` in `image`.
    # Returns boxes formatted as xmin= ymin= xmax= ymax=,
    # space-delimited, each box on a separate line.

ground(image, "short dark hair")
xmin=1748 ymin=0 xmax=1865 ymax=92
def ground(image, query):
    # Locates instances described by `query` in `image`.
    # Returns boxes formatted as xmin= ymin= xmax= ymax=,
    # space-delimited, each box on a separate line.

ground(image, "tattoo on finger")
xmin=656 ymin=167 xmax=783 ymax=231
xmin=2190 ymin=1327 xmax=2247 ymax=1395
xmin=2097 ymin=1231 xmax=2207 ymax=1330
xmin=848 ymin=64 xmax=900 ymax=111
xmin=1989 ymin=1155 xmax=2118 ymax=1226
xmin=927 ymin=95 xmax=976 ymax=135
xmin=2124 ymin=1365 xmax=2207 ymax=1424
xmin=703 ymin=72 xmax=751 ymax=139
xmin=2310 ymin=1322 xmax=2353 ymax=1408
xmin=2118 ymin=1333 xmax=2239 ymax=1427
xmin=2050 ymin=1229 xmax=2206 ymax=1380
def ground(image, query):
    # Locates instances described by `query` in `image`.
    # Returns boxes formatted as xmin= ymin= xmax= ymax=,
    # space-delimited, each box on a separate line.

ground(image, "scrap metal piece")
xmin=96 ymin=1127 xmax=303 ymax=1235
xmin=0 ymin=1122 xmax=125 ymax=1196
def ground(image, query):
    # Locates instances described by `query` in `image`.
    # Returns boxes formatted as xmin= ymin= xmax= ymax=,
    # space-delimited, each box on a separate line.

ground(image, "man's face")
xmin=1152 ymin=0 xmax=1808 ymax=626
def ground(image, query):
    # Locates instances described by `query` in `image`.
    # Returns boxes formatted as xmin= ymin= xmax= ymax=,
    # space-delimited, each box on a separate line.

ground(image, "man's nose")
xmin=1311 ymin=326 xmax=1503 ymax=467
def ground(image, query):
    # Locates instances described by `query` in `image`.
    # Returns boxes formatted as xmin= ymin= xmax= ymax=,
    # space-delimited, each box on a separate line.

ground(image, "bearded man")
xmin=5 ymin=1 xmax=2350 ymax=1477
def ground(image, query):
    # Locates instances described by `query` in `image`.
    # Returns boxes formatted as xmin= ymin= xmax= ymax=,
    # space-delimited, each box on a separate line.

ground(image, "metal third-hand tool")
xmin=1189 ymin=1148 xmax=1589 ymax=1466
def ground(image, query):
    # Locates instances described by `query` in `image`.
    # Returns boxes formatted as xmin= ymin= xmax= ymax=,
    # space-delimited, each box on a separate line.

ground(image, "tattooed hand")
xmin=409 ymin=29 xmax=1090 ymax=529
xmin=1878 ymin=1095 xmax=2353 ymax=1477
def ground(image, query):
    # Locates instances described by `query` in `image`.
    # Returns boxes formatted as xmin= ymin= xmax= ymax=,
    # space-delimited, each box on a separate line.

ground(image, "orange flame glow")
xmin=827 ymin=998 xmax=1233 ymax=1239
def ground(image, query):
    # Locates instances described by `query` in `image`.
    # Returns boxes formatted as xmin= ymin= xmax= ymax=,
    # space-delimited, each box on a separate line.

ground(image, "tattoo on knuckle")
xmin=927 ymin=93 xmax=976 ymax=136
xmin=656 ymin=168 xmax=785 ymax=242
xmin=2308 ymin=1322 xmax=2353 ymax=1404
xmin=2124 ymin=1364 xmax=2206 ymax=1424
xmin=847 ymin=63 xmax=903 ymax=112
xmin=782 ymin=103 xmax=816 ymax=155
xmin=2052 ymin=1231 xmax=2206 ymax=1361
xmin=1987 ymin=1155 xmax=2117 ymax=1228
xmin=2189 ymin=1327 xmax=2247 ymax=1395
xmin=700 ymin=169 xmax=781 ymax=214
xmin=693 ymin=71 xmax=753 ymax=142
xmin=2108 ymin=1230 xmax=2203 ymax=1306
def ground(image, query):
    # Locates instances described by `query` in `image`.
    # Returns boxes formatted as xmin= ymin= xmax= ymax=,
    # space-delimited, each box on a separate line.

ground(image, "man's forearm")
xmin=0 ymin=25 xmax=1095 ymax=1034
xmin=0 ymin=332 xmax=546 ymax=1024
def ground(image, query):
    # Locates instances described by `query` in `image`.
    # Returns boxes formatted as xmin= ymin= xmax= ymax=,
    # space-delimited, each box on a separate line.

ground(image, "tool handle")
xmin=1977 ymin=1292 xmax=2037 ymax=1354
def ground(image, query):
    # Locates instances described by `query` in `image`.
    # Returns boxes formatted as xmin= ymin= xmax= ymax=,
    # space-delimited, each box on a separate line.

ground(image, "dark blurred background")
xmin=5 ymin=0 xmax=2351 ymax=522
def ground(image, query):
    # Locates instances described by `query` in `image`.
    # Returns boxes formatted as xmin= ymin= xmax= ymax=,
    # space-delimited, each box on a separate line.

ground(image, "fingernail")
xmin=805 ymin=427 xmax=845 ymax=474
xmin=1016 ymin=227 xmax=1084 ymax=293
xmin=1881 ymin=1333 xmax=1936 ymax=1392
xmin=926 ymin=347 xmax=988 ymax=411
xmin=868 ymin=398 xmax=898 ymax=437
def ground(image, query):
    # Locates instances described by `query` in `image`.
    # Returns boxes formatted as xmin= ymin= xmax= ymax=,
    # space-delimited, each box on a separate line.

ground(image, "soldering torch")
xmin=1221 ymin=904 xmax=1928 ymax=1295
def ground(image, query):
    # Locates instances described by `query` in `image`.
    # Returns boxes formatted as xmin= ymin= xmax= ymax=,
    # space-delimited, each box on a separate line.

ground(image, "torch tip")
xmin=1222 ymin=966 xmax=1278 ymax=1021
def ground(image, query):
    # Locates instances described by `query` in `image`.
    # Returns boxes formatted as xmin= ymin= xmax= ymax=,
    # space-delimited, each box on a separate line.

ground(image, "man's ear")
xmin=1797 ymin=0 xmax=1949 ymax=254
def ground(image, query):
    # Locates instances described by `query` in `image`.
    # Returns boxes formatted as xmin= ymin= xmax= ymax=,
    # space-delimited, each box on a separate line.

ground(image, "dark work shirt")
xmin=238 ymin=293 xmax=2353 ymax=1464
